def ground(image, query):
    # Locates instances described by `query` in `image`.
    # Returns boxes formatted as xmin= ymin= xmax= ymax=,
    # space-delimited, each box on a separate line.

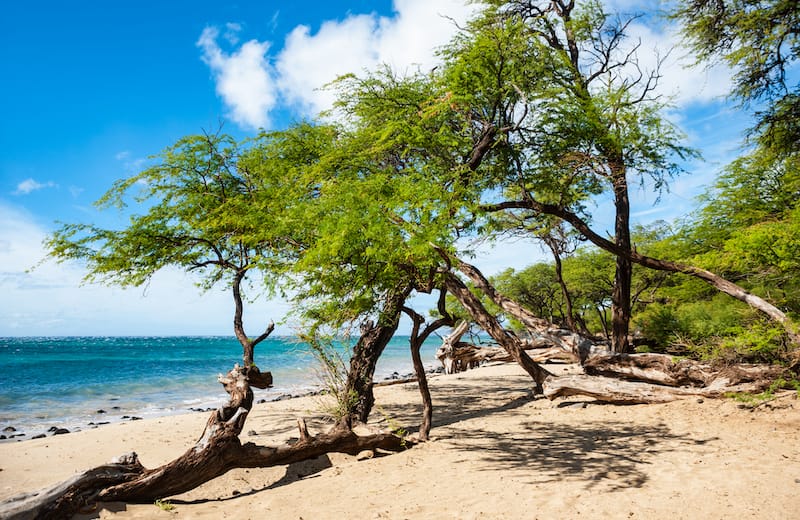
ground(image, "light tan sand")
xmin=1 ymin=363 xmax=799 ymax=519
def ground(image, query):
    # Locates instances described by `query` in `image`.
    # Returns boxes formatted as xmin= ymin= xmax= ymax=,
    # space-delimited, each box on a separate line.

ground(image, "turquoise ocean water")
xmin=0 ymin=336 xmax=442 ymax=440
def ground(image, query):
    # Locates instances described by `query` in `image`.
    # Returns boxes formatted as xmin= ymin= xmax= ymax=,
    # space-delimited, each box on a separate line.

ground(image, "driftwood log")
xmin=0 ymin=363 xmax=408 ymax=520
xmin=543 ymin=352 xmax=790 ymax=403
xmin=435 ymin=335 xmax=580 ymax=373
xmin=435 ymin=320 xmax=474 ymax=374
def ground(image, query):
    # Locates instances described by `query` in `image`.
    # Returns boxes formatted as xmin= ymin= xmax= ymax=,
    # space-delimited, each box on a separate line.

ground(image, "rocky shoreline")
xmin=0 ymin=366 xmax=445 ymax=442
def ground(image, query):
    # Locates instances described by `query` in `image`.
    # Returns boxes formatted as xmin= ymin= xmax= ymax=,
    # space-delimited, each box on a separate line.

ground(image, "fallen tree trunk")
xmin=435 ymin=338 xmax=576 ymax=373
xmin=542 ymin=373 xmax=780 ymax=404
xmin=583 ymin=352 xmax=790 ymax=388
xmin=0 ymin=455 xmax=145 ymax=520
xmin=435 ymin=320 xmax=472 ymax=374
xmin=1 ymin=363 xmax=409 ymax=519
xmin=542 ymin=353 xmax=790 ymax=404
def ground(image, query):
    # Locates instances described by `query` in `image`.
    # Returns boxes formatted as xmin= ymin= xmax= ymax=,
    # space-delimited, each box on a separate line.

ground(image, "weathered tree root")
xmin=542 ymin=353 xmax=791 ymax=404
xmin=0 ymin=417 xmax=409 ymax=520
xmin=0 ymin=363 xmax=410 ymax=520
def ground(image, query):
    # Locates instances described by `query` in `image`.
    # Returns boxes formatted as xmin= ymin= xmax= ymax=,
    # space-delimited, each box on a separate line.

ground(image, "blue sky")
xmin=0 ymin=0 xmax=749 ymax=336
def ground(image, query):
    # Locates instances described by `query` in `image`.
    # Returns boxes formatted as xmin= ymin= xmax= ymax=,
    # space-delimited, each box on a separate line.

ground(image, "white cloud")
xmin=224 ymin=22 xmax=242 ymax=45
xmin=276 ymin=14 xmax=380 ymax=115
xmin=199 ymin=0 xmax=480 ymax=127
xmin=623 ymin=20 xmax=733 ymax=107
xmin=197 ymin=26 xmax=278 ymax=129
xmin=13 ymin=178 xmax=57 ymax=195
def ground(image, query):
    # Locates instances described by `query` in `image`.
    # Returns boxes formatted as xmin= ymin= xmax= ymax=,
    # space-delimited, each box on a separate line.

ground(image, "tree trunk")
xmin=1 ymin=364 xmax=408 ymax=519
xmin=449 ymin=254 xmax=602 ymax=364
xmin=582 ymin=352 xmax=789 ymax=388
xmin=409 ymin=335 xmax=433 ymax=441
xmin=543 ymin=374 xmax=709 ymax=403
xmin=443 ymin=272 xmax=552 ymax=392
xmin=482 ymin=199 xmax=800 ymax=351
xmin=343 ymin=288 xmax=410 ymax=424
xmin=543 ymin=369 xmax=785 ymax=404
xmin=611 ymin=165 xmax=632 ymax=353
xmin=231 ymin=270 xmax=275 ymax=366
xmin=403 ymin=300 xmax=453 ymax=441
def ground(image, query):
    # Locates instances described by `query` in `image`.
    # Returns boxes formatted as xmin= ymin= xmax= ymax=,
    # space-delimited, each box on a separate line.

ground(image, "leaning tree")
xmin=2 ymin=128 xmax=407 ymax=519
xmin=423 ymin=0 xmax=800 ymax=353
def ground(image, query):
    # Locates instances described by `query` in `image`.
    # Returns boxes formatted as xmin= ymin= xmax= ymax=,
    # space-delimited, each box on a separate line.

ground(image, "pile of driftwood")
xmin=435 ymin=320 xmax=789 ymax=404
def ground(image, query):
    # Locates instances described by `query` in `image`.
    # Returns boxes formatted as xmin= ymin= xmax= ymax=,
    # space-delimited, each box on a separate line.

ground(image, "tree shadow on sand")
xmin=445 ymin=420 xmax=718 ymax=491
xmin=373 ymin=379 xmax=538 ymax=432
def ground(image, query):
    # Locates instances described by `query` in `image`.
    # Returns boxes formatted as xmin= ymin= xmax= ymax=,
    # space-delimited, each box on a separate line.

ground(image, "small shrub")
xmin=154 ymin=499 xmax=175 ymax=512
xmin=302 ymin=333 xmax=358 ymax=420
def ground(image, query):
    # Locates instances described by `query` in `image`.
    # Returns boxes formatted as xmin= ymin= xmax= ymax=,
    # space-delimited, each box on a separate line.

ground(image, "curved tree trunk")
xmin=409 ymin=332 xmax=433 ymax=441
xmin=443 ymin=271 xmax=552 ymax=392
xmin=448 ymin=254 xmax=603 ymax=364
xmin=403 ymin=296 xmax=453 ymax=441
xmin=343 ymin=287 xmax=411 ymax=424
xmin=483 ymin=199 xmax=800 ymax=351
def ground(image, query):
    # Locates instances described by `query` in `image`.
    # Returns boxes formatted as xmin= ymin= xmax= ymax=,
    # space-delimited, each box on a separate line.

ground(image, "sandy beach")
xmin=1 ymin=363 xmax=798 ymax=519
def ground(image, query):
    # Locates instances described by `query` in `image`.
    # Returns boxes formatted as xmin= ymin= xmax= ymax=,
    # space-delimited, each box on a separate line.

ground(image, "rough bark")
xmin=435 ymin=336 xmax=578 ymax=372
xmin=482 ymin=199 xmax=800 ymax=350
xmin=443 ymin=271 xmax=552 ymax=392
xmin=583 ymin=352 xmax=789 ymax=388
xmin=0 ymin=364 xmax=408 ymax=519
xmin=610 ymin=162 xmax=633 ymax=353
xmin=344 ymin=287 xmax=411 ymax=424
xmin=544 ymin=374 xmax=709 ymax=403
xmin=0 ymin=455 xmax=145 ymax=520
xmin=543 ymin=372 xmax=781 ymax=404
xmin=403 ymin=295 xmax=453 ymax=441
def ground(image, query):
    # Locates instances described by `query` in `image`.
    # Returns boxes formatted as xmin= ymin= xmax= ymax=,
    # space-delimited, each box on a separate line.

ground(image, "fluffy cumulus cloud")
xmin=198 ymin=0 xmax=735 ymax=130
xmin=13 ymin=178 xmax=57 ymax=196
xmin=199 ymin=0 xmax=479 ymax=127
xmin=197 ymin=26 xmax=278 ymax=129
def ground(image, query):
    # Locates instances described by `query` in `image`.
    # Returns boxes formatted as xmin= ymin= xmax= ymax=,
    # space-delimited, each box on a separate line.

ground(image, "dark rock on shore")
xmin=2 ymin=426 xmax=16 ymax=433
xmin=52 ymin=428 xmax=70 ymax=435
xmin=31 ymin=434 xmax=46 ymax=439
